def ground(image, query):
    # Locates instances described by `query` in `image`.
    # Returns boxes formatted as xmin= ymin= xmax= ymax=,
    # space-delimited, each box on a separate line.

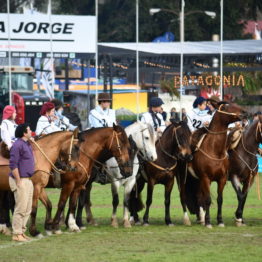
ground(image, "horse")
xmin=0 ymin=130 xmax=79 ymax=236
xmin=74 ymin=122 xmax=157 ymax=228
xmin=129 ymin=120 xmax=192 ymax=226
xmin=51 ymin=124 xmax=133 ymax=234
xmin=184 ymin=101 xmax=245 ymax=228
xmin=227 ymin=114 xmax=262 ymax=226
xmin=105 ymin=122 xmax=157 ymax=228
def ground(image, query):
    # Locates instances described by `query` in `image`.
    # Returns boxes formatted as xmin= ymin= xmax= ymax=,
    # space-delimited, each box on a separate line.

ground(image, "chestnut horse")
xmin=185 ymin=101 xmax=245 ymax=228
xmin=51 ymin=124 xmax=133 ymax=234
xmin=129 ymin=120 xmax=192 ymax=226
xmin=228 ymin=115 xmax=262 ymax=226
xmin=0 ymin=130 xmax=79 ymax=236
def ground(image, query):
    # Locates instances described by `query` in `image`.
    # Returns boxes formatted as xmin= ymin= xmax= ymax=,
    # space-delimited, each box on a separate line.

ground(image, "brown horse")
xmin=0 ymin=130 xmax=79 ymax=236
xmin=228 ymin=115 xmax=262 ymax=226
xmin=185 ymin=101 xmax=245 ymax=228
xmin=51 ymin=124 xmax=133 ymax=234
xmin=129 ymin=120 xmax=192 ymax=226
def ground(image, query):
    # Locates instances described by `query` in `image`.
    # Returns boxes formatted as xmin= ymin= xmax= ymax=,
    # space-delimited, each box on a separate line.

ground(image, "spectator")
xmin=160 ymin=107 xmax=167 ymax=121
xmin=9 ymin=123 xmax=34 ymax=242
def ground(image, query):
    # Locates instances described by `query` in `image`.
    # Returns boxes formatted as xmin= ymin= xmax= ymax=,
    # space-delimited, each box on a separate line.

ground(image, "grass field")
xmin=0 ymin=175 xmax=262 ymax=262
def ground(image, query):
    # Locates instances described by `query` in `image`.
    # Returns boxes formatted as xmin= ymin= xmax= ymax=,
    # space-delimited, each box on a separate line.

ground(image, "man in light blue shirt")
xmin=89 ymin=93 xmax=116 ymax=128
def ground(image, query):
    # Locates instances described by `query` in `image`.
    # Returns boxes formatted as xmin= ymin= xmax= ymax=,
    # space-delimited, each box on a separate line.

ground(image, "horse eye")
xmin=145 ymin=137 xmax=149 ymax=140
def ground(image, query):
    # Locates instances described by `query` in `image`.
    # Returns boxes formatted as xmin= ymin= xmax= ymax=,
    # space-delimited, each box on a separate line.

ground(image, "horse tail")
xmin=185 ymin=173 xmax=200 ymax=215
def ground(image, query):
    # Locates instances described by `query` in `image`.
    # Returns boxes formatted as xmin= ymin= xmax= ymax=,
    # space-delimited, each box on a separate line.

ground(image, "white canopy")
xmin=99 ymin=40 xmax=262 ymax=55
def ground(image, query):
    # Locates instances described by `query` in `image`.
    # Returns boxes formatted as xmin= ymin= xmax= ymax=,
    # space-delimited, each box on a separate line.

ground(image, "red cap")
xmin=2 ymin=106 xmax=16 ymax=120
xmin=40 ymin=102 xmax=55 ymax=116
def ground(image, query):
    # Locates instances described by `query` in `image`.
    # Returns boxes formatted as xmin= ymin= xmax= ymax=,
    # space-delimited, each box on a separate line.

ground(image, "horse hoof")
xmin=168 ymin=223 xmax=174 ymax=227
xmin=236 ymin=222 xmax=246 ymax=227
xmin=143 ymin=223 xmax=149 ymax=227
xmin=36 ymin=233 xmax=44 ymax=239
xmin=205 ymin=224 xmax=213 ymax=229
xmin=53 ymin=230 xmax=62 ymax=235
xmin=218 ymin=223 xmax=225 ymax=228
xmin=183 ymin=219 xmax=192 ymax=226
xmin=45 ymin=230 xmax=53 ymax=236
xmin=123 ymin=220 xmax=132 ymax=228
xmin=88 ymin=220 xmax=98 ymax=226
xmin=135 ymin=221 xmax=142 ymax=226
xmin=69 ymin=228 xmax=81 ymax=233
xmin=80 ymin=226 xmax=86 ymax=230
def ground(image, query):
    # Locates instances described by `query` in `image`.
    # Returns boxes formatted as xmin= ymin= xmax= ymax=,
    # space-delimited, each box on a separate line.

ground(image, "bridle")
xmin=255 ymin=121 xmax=262 ymax=143
xmin=139 ymin=126 xmax=154 ymax=161
xmin=109 ymin=131 xmax=123 ymax=156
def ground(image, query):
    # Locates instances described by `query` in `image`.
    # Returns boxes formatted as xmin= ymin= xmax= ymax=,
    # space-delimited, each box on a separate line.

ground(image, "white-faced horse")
xmin=106 ymin=121 xmax=157 ymax=227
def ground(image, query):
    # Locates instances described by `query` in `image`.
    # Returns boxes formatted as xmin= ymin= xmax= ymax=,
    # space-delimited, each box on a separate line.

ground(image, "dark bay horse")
xmin=228 ymin=115 xmax=262 ymax=226
xmin=129 ymin=120 xmax=192 ymax=226
xmin=0 ymin=130 xmax=79 ymax=237
xmin=51 ymin=124 xmax=133 ymax=233
xmin=185 ymin=101 xmax=245 ymax=228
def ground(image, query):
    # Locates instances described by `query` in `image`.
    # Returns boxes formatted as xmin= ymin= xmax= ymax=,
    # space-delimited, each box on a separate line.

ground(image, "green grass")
xmin=0 ymin=175 xmax=262 ymax=262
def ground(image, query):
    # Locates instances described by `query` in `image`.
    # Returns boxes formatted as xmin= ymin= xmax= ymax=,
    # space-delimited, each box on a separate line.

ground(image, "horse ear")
xmin=73 ymin=127 xmax=79 ymax=138
xmin=170 ymin=118 xmax=179 ymax=125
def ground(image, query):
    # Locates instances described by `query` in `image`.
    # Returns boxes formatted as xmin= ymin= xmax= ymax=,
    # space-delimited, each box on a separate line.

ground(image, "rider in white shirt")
xmin=51 ymin=99 xmax=78 ymax=131
xmin=35 ymin=102 xmax=61 ymax=136
xmin=0 ymin=105 xmax=17 ymax=150
xmin=141 ymin=97 xmax=166 ymax=137
xmin=187 ymin=96 xmax=212 ymax=133
xmin=89 ymin=93 xmax=116 ymax=128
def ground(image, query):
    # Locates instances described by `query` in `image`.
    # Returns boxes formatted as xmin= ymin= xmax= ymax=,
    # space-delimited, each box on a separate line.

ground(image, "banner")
xmin=42 ymin=58 xmax=54 ymax=99
xmin=0 ymin=14 xmax=96 ymax=55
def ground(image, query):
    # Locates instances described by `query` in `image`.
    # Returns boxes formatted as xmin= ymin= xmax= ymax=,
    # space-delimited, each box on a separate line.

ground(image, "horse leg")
xmin=76 ymin=189 xmax=87 ymax=229
xmin=122 ymin=178 xmax=136 ymax=228
xmin=0 ymin=191 xmax=12 ymax=236
xmin=68 ymin=188 xmax=82 ymax=232
xmin=179 ymin=181 xmax=191 ymax=226
xmin=238 ymin=180 xmax=250 ymax=226
xmin=231 ymin=175 xmax=247 ymax=226
xmin=164 ymin=178 xmax=174 ymax=226
xmin=143 ymin=179 xmax=155 ymax=226
xmin=84 ymin=182 xmax=97 ymax=226
xmin=53 ymin=182 xmax=75 ymax=234
xmin=111 ymin=182 xmax=120 ymax=228
xmin=217 ymin=177 xmax=227 ymax=227
xmin=198 ymin=177 xmax=212 ymax=228
xmin=29 ymin=185 xmax=42 ymax=237
xmin=39 ymin=189 xmax=53 ymax=235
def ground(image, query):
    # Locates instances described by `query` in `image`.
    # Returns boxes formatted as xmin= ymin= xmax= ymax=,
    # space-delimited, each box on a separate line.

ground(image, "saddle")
xmin=0 ymin=142 xmax=10 ymax=166
xmin=227 ymin=127 xmax=243 ymax=150
xmin=191 ymin=127 xmax=208 ymax=153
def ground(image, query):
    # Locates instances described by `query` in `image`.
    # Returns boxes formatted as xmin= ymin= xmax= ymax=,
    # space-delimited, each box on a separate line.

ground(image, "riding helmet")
xmin=149 ymin=97 xmax=164 ymax=107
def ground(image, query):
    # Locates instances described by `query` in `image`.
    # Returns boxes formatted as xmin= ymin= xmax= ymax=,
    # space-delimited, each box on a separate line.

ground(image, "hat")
xmin=98 ymin=93 xmax=112 ymax=101
xmin=51 ymin=99 xmax=63 ymax=110
xmin=40 ymin=102 xmax=55 ymax=116
xmin=149 ymin=97 xmax=164 ymax=107
xmin=209 ymin=95 xmax=220 ymax=102
xmin=2 ymin=105 xmax=16 ymax=120
xmin=193 ymin=96 xmax=206 ymax=108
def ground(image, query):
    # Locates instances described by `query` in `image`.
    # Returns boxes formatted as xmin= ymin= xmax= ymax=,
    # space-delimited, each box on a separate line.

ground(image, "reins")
xmin=148 ymin=161 xmax=177 ymax=172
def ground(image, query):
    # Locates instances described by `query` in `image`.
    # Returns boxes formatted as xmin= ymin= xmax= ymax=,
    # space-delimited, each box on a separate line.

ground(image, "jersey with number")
xmin=186 ymin=108 xmax=212 ymax=132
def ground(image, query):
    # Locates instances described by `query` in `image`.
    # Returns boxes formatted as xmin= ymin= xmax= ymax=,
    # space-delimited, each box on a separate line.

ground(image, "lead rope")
xmin=31 ymin=139 xmax=65 ymax=174
xmin=256 ymin=173 xmax=261 ymax=200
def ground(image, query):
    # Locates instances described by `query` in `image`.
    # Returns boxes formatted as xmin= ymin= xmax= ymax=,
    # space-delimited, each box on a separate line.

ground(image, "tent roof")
xmin=99 ymin=39 xmax=262 ymax=56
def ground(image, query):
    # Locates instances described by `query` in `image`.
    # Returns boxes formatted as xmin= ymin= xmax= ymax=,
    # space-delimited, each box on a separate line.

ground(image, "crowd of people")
xmin=0 ymin=93 xmax=261 ymax=242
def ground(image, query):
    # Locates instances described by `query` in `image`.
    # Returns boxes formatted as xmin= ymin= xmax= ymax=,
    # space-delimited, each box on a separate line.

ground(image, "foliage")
xmin=160 ymin=79 xmax=180 ymax=100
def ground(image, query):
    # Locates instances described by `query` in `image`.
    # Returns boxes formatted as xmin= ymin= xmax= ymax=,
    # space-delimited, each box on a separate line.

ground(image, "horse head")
xmin=210 ymin=100 xmax=246 ymax=125
xmin=107 ymin=124 xmax=133 ymax=178
xmin=133 ymin=122 xmax=157 ymax=161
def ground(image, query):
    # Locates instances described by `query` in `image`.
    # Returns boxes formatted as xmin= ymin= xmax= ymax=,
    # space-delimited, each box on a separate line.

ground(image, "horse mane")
xmin=34 ymin=131 xmax=69 ymax=141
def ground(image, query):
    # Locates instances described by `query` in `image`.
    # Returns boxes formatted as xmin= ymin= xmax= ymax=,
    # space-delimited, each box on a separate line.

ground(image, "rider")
xmin=0 ymin=106 xmax=17 ymax=152
xmin=51 ymin=99 xmax=78 ymax=131
xmin=89 ymin=93 xmax=116 ymax=128
xmin=141 ymin=96 xmax=166 ymax=137
xmin=35 ymin=102 xmax=61 ymax=136
xmin=186 ymin=96 xmax=212 ymax=133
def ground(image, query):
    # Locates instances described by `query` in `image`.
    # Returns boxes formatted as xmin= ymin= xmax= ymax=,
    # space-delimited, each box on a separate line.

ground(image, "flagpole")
xmin=48 ymin=0 xmax=54 ymax=99
xmin=136 ymin=0 xmax=140 ymax=120
xmin=95 ymin=0 xmax=98 ymax=103
xmin=7 ymin=0 xmax=12 ymax=105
